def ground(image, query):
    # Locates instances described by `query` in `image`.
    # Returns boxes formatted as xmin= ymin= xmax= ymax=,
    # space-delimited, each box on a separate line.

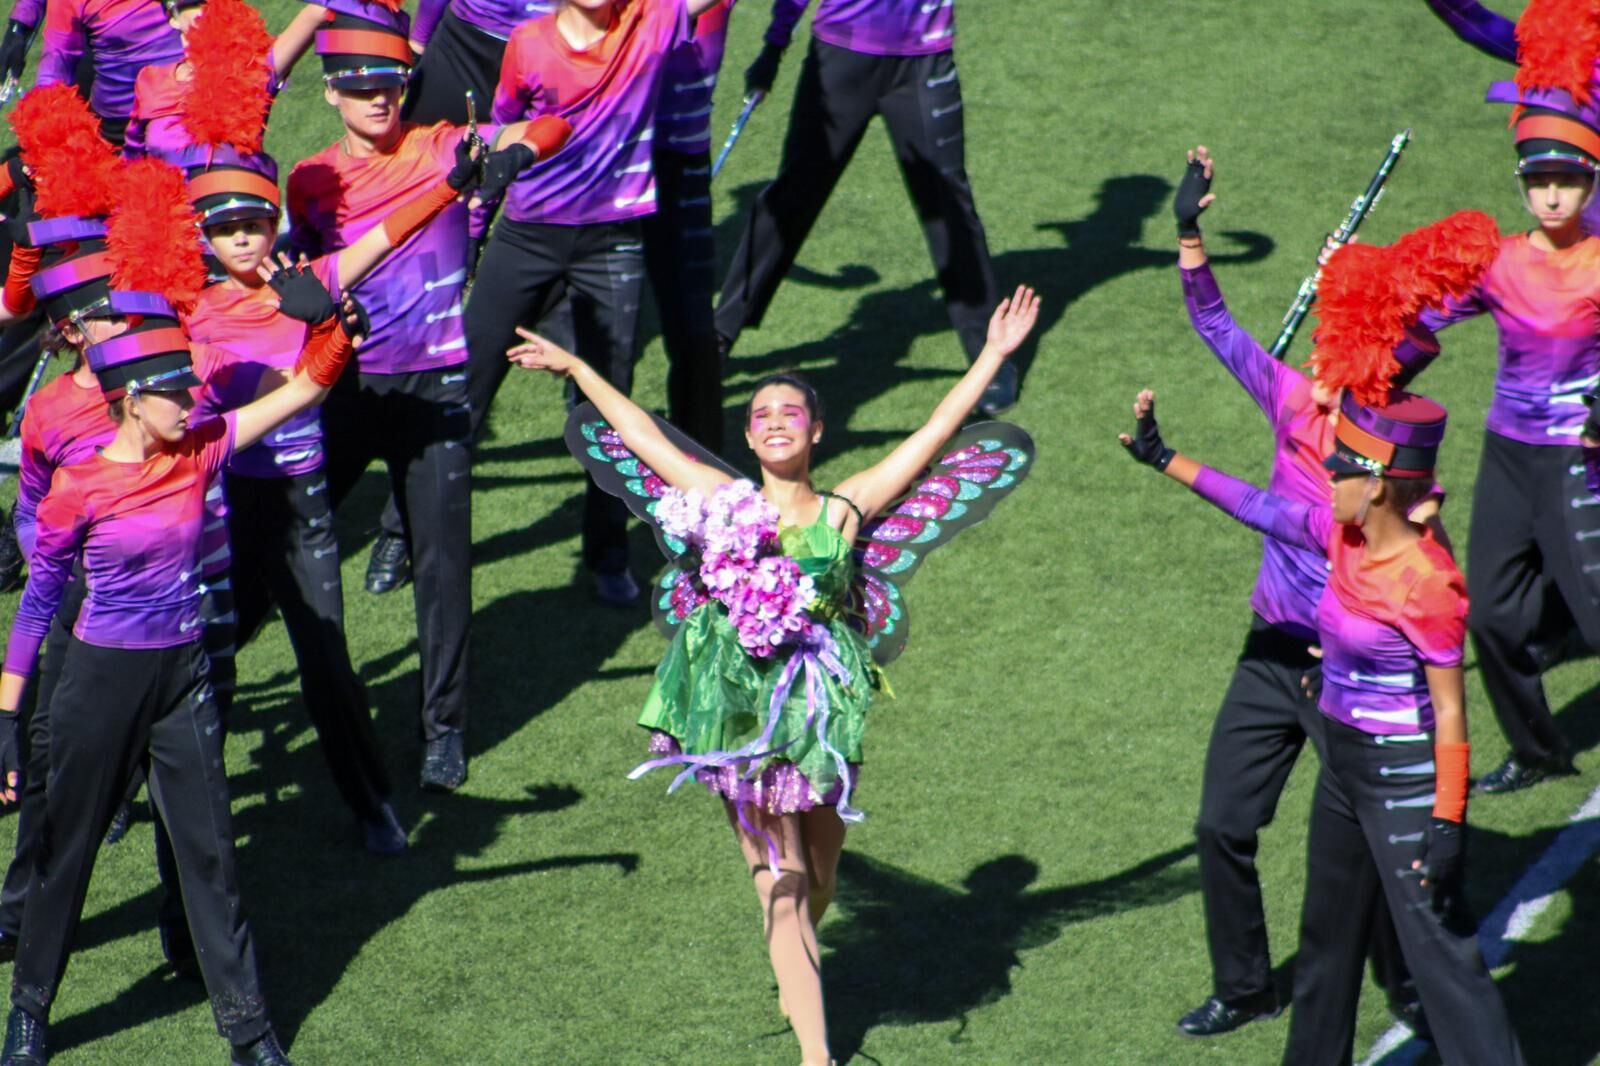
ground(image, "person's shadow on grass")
xmin=44 ymin=783 xmax=638 ymax=1056
xmin=817 ymin=842 xmax=1199 ymax=1062
xmin=722 ymin=173 xmax=1274 ymax=451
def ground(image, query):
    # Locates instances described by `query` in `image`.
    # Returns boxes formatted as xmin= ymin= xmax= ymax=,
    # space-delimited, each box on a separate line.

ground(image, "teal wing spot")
xmin=956 ymin=482 xmax=983 ymax=501
xmin=617 ymin=458 xmax=643 ymax=477
xmin=911 ymin=522 xmax=940 ymax=544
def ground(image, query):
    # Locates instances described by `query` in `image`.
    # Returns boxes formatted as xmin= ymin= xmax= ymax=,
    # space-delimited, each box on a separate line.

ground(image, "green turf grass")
xmin=2 ymin=0 xmax=1598 ymax=1062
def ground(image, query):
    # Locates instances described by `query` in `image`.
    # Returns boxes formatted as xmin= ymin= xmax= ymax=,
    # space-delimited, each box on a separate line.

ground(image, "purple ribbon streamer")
xmin=628 ymin=622 xmax=860 ymax=871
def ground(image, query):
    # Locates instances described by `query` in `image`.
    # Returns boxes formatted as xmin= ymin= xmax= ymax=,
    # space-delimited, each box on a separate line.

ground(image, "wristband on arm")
xmin=1432 ymin=740 xmax=1470 ymax=823
xmin=2 ymin=243 xmax=41 ymax=316
xmin=293 ymin=314 xmax=355 ymax=387
xmin=381 ymin=179 xmax=460 ymax=248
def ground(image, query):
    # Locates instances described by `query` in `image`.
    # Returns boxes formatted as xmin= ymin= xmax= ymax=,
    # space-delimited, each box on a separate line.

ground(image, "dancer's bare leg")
xmin=728 ymin=802 xmax=832 ymax=1066
xmin=800 ymin=806 xmax=846 ymax=926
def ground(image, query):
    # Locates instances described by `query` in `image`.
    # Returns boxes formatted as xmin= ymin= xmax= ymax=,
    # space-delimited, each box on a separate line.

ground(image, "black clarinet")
xmin=1269 ymin=129 xmax=1411 ymax=359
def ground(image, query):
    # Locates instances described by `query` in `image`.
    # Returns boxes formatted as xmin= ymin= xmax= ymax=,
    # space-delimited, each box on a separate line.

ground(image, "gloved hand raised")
xmin=261 ymin=254 xmax=336 ymax=325
xmin=1118 ymin=389 xmax=1176 ymax=471
xmin=1174 ymin=145 xmax=1216 ymax=238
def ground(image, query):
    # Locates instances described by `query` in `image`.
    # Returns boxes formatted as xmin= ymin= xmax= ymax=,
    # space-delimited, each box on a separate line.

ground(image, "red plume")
xmin=180 ymin=0 xmax=275 ymax=155
xmin=7 ymin=85 xmax=124 ymax=218
xmin=105 ymin=159 xmax=208 ymax=315
xmin=1309 ymin=211 xmax=1500 ymax=406
xmin=1515 ymin=0 xmax=1600 ymax=105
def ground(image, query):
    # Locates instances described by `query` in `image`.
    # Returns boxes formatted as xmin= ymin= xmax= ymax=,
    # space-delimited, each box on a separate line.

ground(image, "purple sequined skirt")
xmin=646 ymin=731 xmax=860 ymax=815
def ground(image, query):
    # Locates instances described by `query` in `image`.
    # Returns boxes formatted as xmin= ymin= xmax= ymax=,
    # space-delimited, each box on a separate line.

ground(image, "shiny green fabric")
xmin=638 ymin=510 xmax=873 ymax=794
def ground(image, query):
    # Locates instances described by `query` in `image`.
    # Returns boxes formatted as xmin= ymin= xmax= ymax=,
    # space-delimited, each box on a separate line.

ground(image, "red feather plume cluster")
xmin=6 ymin=85 xmax=123 ymax=219
xmin=180 ymin=0 xmax=275 ymax=154
xmin=1515 ymin=0 xmax=1600 ymax=105
xmin=1309 ymin=211 xmax=1501 ymax=406
xmin=106 ymin=159 xmax=208 ymax=315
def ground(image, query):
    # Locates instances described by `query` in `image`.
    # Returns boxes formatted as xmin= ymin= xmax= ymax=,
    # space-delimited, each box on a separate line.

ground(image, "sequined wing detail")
xmin=563 ymin=401 xmax=743 ymax=638
xmin=845 ymin=421 xmax=1035 ymax=664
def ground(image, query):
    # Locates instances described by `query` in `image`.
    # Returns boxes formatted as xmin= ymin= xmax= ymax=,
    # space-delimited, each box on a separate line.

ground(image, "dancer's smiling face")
xmin=747 ymin=384 xmax=822 ymax=469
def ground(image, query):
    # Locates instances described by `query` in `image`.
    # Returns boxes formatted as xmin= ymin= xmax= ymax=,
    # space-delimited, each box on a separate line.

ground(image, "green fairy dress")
xmin=637 ymin=498 xmax=876 ymax=813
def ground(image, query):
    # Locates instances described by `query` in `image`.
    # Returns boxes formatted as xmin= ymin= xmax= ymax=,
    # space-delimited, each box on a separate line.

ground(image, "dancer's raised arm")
xmin=507 ymin=327 xmax=733 ymax=497
xmin=832 ymin=286 xmax=1039 ymax=522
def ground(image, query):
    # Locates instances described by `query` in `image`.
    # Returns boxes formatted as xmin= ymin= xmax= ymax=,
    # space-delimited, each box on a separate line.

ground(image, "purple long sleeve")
xmin=4 ymin=478 xmax=85 ymax=678
xmin=9 ymin=0 xmax=44 ymax=27
xmin=1422 ymin=0 xmax=1517 ymax=63
xmin=412 ymin=0 xmax=450 ymax=43
xmin=1181 ymin=263 xmax=1298 ymax=420
xmin=1190 ymin=466 xmax=1332 ymax=558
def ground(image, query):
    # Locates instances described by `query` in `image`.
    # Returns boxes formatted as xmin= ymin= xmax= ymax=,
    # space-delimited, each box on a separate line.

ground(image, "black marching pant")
xmin=642 ymin=146 xmax=724 ymax=453
xmin=715 ymin=39 xmax=999 ymax=361
xmin=10 ymin=640 xmax=270 ymax=1045
xmin=463 ymin=217 xmax=645 ymax=574
xmin=1283 ymin=719 xmax=1525 ymax=1066
xmin=1467 ymin=432 xmax=1600 ymax=766
xmin=1197 ymin=616 xmax=1411 ymax=1006
xmin=228 ymin=470 xmax=391 ymax=820
xmin=324 ymin=368 xmax=471 ymax=740
xmin=401 ymin=8 xmax=506 ymax=126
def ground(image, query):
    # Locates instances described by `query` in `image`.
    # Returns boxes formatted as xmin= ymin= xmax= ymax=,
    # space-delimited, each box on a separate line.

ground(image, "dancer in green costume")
xmin=506 ymin=284 xmax=1038 ymax=1066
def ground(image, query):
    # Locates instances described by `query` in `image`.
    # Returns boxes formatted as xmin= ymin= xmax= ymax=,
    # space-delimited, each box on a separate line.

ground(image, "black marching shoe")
xmin=977 ymin=361 xmax=1019 ymax=417
xmin=1476 ymin=754 xmax=1579 ymax=795
xmin=1176 ymin=992 xmax=1281 ymax=1038
xmin=1389 ymin=994 xmax=1432 ymax=1042
xmin=230 ymin=1029 xmax=293 ymax=1066
xmin=364 ymin=531 xmax=412 ymax=595
xmin=1 ymin=1006 xmax=47 ymax=1065
xmin=103 ymin=801 xmax=134 ymax=845
xmin=420 ymin=731 xmax=467 ymax=792
xmin=361 ymin=801 xmax=408 ymax=856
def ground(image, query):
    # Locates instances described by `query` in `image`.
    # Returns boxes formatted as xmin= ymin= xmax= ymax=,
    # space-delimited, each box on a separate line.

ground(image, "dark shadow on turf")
xmin=46 ymin=785 xmax=638 ymax=1055
xmin=818 ymin=843 xmax=1199 ymax=1062
xmin=720 ymin=174 xmax=1274 ymax=452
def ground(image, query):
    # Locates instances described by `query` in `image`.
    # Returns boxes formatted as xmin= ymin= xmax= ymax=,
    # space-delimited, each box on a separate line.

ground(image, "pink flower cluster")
xmin=658 ymin=481 xmax=818 ymax=658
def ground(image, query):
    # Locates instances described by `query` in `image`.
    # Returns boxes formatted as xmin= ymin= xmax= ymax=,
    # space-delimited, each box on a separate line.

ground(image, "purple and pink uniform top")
xmin=11 ymin=0 xmax=45 ymax=27
xmin=411 ymin=0 xmax=557 ymax=45
xmin=1183 ymin=262 xmax=1337 ymax=640
xmin=657 ymin=0 xmax=734 ymax=157
xmin=289 ymin=122 xmax=489 ymax=375
xmin=765 ymin=0 xmax=953 ymax=56
xmin=492 ymin=0 xmax=688 ymax=224
xmin=13 ymin=371 xmax=117 ymax=562
xmin=1190 ymin=467 xmax=1468 ymax=737
xmin=186 ymin=257 xmax=342 ymax=480
xmin=1420 ymin=234 xmax=1600 ymax=446
xmin=36 ymin=0 xmax=184 ymax=121
xmin=1423 ymin=0 xmax=1600 ymax=235
xmin=125 ymin=55 xmax=282 ymax=164
xmin=3 ymin=411 xmax=239 ymax=678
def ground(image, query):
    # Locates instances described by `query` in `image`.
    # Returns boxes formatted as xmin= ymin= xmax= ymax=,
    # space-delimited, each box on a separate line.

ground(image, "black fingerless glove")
xmin=1415 ymin=817 xmax=1465 ymax=915
xmin=1301 ymin=662 xmax=1324 ymax=702
xmin=0 ymin=20 xmax=34 ymax=82
xmin=340 ymin=293 xmax=371 ymax=341
xmin=1173 ymin=159 xmax=1211 ymax=238
xmin=744 ymin=43 xmax=784 ymax=96
xmin=447 ymin=135 xmax=481 ymax=192
xmin=1123 ymin=400 xmax=1175 ymax=471
xmin=478 ymin=142 xmax=534 ymax=204
xmin=4 ymin=184 xmax=37 ymax=248
xmin=0 ymin=713 xmax=20 ymax=793
xmin=268 ymin=263 xmax=336 ymax=325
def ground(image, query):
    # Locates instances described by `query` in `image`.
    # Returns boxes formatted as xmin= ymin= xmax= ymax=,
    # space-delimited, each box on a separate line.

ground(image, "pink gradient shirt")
xmin=37 ymin=0 xmax=183 ymax=121
xmin=765 ymin=0 xmax=954 ymax=56
xmin=5 ymin=410 xmax=238 ymax=678
xmin=492 ymin=0 xmax=689 ymax=224
xmin=14 ymin=371 xmax=116 ymax=562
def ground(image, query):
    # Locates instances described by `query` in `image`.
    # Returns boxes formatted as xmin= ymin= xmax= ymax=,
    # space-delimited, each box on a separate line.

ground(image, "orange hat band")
xmin=1515 ymin=114 xmax=1600 ymax=161
xmin=1334 ymin=418 xmax=1397 ymax=468
xmin=186 ymin=169 xmax=281 ymax=208
xmin=315 ymin=29 xmax=413 ymax=65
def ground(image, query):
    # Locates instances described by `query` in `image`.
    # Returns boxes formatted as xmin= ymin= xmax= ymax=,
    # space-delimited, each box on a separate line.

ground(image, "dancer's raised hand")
xmin=984 ymin=284 xmax=1040 ymax=359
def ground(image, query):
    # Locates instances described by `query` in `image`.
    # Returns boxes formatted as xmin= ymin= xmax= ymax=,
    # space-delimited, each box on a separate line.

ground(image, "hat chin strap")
xmin=1353 ymin=474 xmax=1380 ymax=528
